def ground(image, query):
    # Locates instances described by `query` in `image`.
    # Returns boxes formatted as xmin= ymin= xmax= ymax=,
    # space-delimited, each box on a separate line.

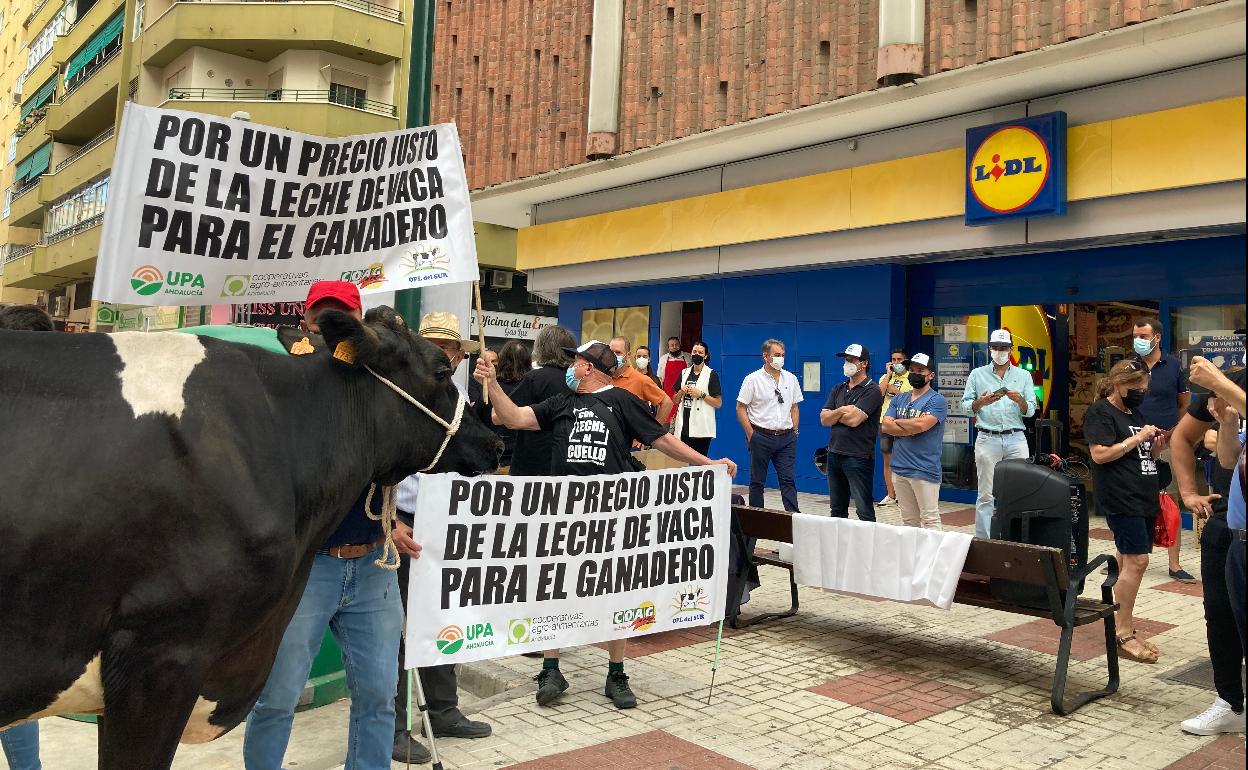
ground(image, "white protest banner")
xmin=94 ymin=103 xmax=478 ymax=305
xmin=404 ymin=466 xmax=731 ymax=669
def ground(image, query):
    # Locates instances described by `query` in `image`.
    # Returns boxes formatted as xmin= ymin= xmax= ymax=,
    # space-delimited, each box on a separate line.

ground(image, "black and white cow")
xmin=0 ymin=308 xmax=500 ymax=769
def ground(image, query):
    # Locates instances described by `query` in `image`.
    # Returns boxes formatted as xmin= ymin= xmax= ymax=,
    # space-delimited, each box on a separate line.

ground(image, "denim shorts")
xmin=1107 ymin=515 xmax=1156 ymax=555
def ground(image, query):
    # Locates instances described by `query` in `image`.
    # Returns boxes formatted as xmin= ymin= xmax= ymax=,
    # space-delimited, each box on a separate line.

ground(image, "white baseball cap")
xmin=902 ymin=352 xmax=932 ymax=370
xmin=989 ymin=329 xmax=1013 ymax=345
xmin=836 ymin=343 xmax=869 ymax=360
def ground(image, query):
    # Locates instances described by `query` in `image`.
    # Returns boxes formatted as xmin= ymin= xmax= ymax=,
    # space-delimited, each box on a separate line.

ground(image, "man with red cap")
xmin=244 ymin=281 xmax=426 ymax=769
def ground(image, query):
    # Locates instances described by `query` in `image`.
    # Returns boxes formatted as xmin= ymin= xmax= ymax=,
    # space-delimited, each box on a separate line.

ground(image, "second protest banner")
xmin=95 ymin=103 xmax=478 ymax=305
xmin=404 ymin=466 xmax=731 ymax=669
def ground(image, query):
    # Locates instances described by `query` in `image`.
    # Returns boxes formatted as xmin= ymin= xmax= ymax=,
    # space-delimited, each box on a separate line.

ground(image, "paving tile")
xmin=983 ymin=616 xmax=1178 ymax=661
xmin=806 ymin=666 xmax=984 ymax=723
xmin=1150 ymin=579 xmax=1205 ymax=597
xmin=502 ymin=729 xmax=756 ymax=769
xmin=1163 ymin=734 xmax=1247 ymax=769
xmin=940 ymin=507 xmax=976 ymax=527
xmin=1089 ymin=527 xmax=1117 ymax=541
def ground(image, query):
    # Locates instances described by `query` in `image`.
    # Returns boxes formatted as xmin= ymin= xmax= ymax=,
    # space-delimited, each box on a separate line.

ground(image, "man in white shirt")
xmin=736 ymin=338 xmax=804 ymax=511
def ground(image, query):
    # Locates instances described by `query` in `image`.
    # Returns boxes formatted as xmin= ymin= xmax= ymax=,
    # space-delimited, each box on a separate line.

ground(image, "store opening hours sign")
xmin=94 ymin=103 xmax=478 ymax=305
xmin=404 ymin=467 xmax=731 ymax=669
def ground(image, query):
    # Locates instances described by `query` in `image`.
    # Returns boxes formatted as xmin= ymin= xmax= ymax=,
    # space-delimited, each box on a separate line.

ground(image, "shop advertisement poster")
xmin=404 ymin=467 xmax=731 ymax=669
xmin=1187 ymin=334 xmax=1246 ymax=370
xmin=95 ymin=103 xmax=478 ymax=305
xmin=944 ymin=416 xmax=971 ymax=444
xmin=941 ymin=390 xmax=969 ymax=417
xmin=469 ymin=310 xmax=559 ymax=341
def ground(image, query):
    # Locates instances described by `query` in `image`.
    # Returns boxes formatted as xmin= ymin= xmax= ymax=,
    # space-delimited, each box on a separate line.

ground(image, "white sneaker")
xmin=877 ymin=496 xmax=897 ymax=506
xmin=1181 ymin=698 xmax=1246 ymax=735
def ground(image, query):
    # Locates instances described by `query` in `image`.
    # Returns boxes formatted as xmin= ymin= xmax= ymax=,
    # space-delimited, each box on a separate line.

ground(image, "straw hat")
xmin=418 ymin=311 xmax=481 ymax=352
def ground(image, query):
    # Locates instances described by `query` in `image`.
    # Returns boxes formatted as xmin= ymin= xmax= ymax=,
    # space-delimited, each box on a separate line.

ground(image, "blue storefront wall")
xmin=557 ymin=263 xmax=907 ymax=500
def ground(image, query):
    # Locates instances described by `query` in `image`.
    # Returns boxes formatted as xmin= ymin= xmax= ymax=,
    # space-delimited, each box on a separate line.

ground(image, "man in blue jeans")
xmin=243 ymin=281 xmax=419 ymax=770
xmin=820 ymin=344 xmax=884 ymax=521
xmin=736 ymin=339 xmax=804 ymax=511
xmin=961 ymin=329 xmax=1037 ymax=538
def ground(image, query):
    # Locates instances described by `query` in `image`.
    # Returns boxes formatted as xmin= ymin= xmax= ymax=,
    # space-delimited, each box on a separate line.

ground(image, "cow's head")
xmin=279 ymin=306 xmax=501 ymax=481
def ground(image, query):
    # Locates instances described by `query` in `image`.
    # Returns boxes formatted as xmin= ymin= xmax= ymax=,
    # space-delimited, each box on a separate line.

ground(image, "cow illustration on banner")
xmin=94 ymin=103 xmax=478 ymax=305
xmin=404 ymin=467 xmax=732 ymax=669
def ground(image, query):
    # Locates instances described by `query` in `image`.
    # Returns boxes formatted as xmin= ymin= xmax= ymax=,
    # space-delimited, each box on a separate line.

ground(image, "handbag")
xmin=1154 ymin=491 xmax=1181 ymax=548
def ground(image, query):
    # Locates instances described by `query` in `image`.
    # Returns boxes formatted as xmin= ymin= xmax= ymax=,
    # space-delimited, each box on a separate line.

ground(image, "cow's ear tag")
xmin=290 ymin=337 xmax=315 ymax=356
xmin=333 ymin=340 xmax=357 ymax=365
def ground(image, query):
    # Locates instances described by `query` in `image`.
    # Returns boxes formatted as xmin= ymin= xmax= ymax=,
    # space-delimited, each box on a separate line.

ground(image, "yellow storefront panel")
xmin=850 ymin=149 xmax=963 ymax=229
xmin=1110 ymin=97 xmax=1246 ymax=194
xmin=1066 ymin=122 xmax=1112 ymax=201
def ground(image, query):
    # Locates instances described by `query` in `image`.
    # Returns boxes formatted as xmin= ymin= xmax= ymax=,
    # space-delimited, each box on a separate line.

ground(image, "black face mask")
xmin=1122 ymin=388 xmax=1147 ymax=409
xmin=907 ymin=372 xmax=929 ymax=389
xmin=690 ymin=354 xmax=705 ymax=366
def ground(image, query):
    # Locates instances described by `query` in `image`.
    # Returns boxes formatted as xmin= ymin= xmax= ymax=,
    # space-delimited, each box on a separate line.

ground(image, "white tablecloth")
xmin=790 ymin=514 xmax=973 ymax=609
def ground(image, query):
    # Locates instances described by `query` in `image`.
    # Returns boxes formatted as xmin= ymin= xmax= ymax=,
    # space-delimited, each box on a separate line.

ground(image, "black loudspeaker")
xmin=990 ymin=459 xmax=1090 ymax=607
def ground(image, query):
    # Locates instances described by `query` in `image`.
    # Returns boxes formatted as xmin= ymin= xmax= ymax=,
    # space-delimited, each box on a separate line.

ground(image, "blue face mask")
xmin=616 ymin=354 xmax=626 ymax=368
xmin=565 ymin=366 xmax=581 ymax=392
xmin=1133 ymin=337 xmax=1155 ymax=356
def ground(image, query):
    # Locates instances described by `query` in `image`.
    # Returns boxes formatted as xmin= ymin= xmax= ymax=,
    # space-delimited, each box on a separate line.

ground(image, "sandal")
xmin=1116 ymin=634 xmax=1159 ymax=664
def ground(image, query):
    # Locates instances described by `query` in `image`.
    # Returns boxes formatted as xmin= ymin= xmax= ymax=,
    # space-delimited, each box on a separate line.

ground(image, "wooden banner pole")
xmin=473 ymin=280 xmax=488 ymax=404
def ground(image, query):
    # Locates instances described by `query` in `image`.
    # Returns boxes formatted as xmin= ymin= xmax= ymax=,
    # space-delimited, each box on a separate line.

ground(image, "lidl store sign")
xmin=965 ymin=112 xmax=1066 ymax=225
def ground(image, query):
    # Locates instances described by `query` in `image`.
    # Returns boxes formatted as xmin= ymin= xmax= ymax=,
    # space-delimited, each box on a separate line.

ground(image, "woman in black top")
xmin=507 ymin=325 xmax=576 ymax=476
xmin=488 ymin=340 xmax=531 ymax=468
xmin=1084 ymin=359 xmax=1165 ymax=664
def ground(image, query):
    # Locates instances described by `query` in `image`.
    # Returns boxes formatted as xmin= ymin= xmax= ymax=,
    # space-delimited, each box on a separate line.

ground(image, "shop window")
xmin=928 ymin=313 xmax=990 ymax=489
xmin=581 ymin=305 xmax=649 ymax=352
xmin=1170 ymin=304 xmax=1247 ymax=370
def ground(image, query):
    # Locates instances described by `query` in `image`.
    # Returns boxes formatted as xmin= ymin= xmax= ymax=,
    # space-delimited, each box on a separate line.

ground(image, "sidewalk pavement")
xmin=21 ymin=489 xmax=1242 ymax=770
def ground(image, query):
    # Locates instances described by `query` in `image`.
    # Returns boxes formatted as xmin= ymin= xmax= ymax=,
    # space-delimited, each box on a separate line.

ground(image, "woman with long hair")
xmin=490 ymin=340 xmax=532 ymax=468
xmin=633 ymin=344 xmax=663 ymax=390
xmin=672 ymin=340 xmax=722 ymax=456
xmin=507 ymin=325 xmax=577 ymax=476
xmin=1083 ymin=359 xmax=1165 ymax=664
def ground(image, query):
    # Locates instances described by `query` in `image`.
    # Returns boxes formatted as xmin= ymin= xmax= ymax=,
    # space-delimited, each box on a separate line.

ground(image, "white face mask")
xmin=531 ymin=360 xmax=540 ymax=370
xmin=991 ymin=350 xmax=1011 ymax=366
xmin=770 ymin=356 xmax=785 ymax=371
xmin=842 ymin=361 xmax=858 ymax=378
xmin=635 ymin=357 xmax=649 ymax=370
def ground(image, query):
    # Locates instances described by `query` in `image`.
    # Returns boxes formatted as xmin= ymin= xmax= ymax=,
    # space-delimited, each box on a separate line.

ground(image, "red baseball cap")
xmin=306 ymin=280 xmax=361 ymax=312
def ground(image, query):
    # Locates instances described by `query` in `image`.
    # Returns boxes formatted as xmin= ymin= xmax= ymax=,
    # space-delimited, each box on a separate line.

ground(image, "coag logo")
xmin=969 ymin=126 xmax=1051 ymax=214
xmin=341 ymin=262 xmax=387 ymax=289
xmin=612 ymin=601 xmax=657 ymax=632
xmin=130 ymin=265 xmax=164 ymax=296
xmin=435 ymin=625 xmax=464 ymax=655
xmin=507 ymin=618 xmax=531 ymax=645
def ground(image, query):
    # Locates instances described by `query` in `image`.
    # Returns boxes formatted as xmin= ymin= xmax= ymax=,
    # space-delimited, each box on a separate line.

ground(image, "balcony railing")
xmin=173 ymin=0 xmax=402 ymax=22
xmin=168 ymin=87 xmax=398 ymax=117
xmin=63 ymin=45 xmax=122 ymax=98
xmin=46 ymin=212 xmax=105 ymax=246
xmin=5 ymin=244 xmax=36 ymax=264
xmin=10 ymin=178 xmax=42 ymax=203
xmin=55 ymin=127 xmax=115 ymax=173
xmin=15 ymin=108 xmax=49 ymax=138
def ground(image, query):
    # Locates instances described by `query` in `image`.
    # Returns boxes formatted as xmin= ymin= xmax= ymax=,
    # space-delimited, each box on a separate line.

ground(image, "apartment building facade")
xmin=439 ymin=0 xmax=1246 ymax=502
xmin=2 ymin=0 xmax=413 ymax=327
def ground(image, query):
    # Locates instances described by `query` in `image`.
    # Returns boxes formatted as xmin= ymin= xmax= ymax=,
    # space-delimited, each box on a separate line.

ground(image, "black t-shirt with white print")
xmin=531 ymin=386 xmax=668 ymax=475
xmin=1083 ymin=398 xmax=1161 ymax=518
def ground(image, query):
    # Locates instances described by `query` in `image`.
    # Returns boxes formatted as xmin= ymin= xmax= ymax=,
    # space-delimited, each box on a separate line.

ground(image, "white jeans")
xmin=974 ymin=432 xmax=1030 ymax=538
xmin=894 ymin=474 xmax=943 ymax=530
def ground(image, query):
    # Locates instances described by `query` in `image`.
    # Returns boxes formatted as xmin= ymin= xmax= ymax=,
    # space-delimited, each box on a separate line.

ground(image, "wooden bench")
xmin=730 ymin=504 xmax=1121 ymax=715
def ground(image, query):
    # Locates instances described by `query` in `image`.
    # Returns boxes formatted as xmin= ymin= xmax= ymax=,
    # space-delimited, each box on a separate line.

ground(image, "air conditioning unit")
xmin=488 ymin=270 xmax=513 ymax=290
xmin=11 ymin=91 xmax=22 ymax=105
xmin=52 ymin=296 xmax=70 ymax=317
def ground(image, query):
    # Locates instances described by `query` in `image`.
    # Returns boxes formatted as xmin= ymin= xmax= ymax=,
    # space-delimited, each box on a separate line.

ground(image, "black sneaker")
xmin=391 ymin=730 xmax=432 ymax=764
xmin=604 ymin=670 xmax=637 ymax=709
xmin=534 ymin=667 xmax=568 ymax=706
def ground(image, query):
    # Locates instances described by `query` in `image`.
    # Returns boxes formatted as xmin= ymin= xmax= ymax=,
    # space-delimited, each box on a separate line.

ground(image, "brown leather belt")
xmin=750 ymin=424 xmax=793 ymax=437
xmin=318 ymin=537 xmax=384 ymax=559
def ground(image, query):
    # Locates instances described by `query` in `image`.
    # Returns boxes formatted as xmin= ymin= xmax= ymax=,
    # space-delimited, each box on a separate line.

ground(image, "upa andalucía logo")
xmin=130 ymin=265 xmax=164 ymax=296
xmin=435 ymin=625 xmax=464 ymax=655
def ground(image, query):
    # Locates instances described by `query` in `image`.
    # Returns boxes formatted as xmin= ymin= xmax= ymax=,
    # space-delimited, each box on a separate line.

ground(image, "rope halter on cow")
xmin=362 ymin=365 xmax=467 ymax=570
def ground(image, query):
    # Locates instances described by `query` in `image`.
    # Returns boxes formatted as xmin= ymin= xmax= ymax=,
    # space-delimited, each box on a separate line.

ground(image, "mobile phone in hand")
xmin=994 ymin=387 xmax=1009 ymax=396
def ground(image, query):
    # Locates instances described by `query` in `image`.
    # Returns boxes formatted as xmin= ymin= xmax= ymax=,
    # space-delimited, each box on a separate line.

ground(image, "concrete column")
xmin=877 ymin=0 xmax=925 ymax=85
xmin=586 ymin=0 xmax=624 ymax=159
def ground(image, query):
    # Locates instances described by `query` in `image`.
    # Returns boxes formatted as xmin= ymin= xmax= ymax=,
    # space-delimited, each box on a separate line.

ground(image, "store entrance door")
xmin=1064 ymin=300 xmax=1161 ymax=513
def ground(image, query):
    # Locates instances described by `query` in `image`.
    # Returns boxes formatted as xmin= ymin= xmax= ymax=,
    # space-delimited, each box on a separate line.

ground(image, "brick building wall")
xmin=431 ymin=0 xmax=1227 ymax=190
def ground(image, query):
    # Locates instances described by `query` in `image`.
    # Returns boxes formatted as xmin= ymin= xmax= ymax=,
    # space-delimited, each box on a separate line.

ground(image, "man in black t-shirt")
xmin=476 ymin=340 xmax=736 ymax=711
xmin=820 ymin=344 xmax=884 ymax=522
xmin=1172 ymin=362 xmax=1247 ymax=736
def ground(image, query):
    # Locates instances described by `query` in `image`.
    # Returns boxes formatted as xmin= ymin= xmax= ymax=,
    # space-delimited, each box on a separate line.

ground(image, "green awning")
xmin=20 ymin=78 xmax=57 ymax=120
xmin=63 ymin=11 xmax=123 ymax=84
xmin=16 ymin=142 xmax=54 ymax=182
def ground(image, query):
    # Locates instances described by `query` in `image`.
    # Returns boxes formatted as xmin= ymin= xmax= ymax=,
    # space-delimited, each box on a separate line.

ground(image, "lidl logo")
xmin=1001 ymin=305 xmax=1054 ymax=415
xmin=131 ymin=265 xmax=164 ymax=296
xmin=965 ymin=112 xmax=1066 ymax=225
xmin=435 ymin=625 xmax=464 ymax=655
